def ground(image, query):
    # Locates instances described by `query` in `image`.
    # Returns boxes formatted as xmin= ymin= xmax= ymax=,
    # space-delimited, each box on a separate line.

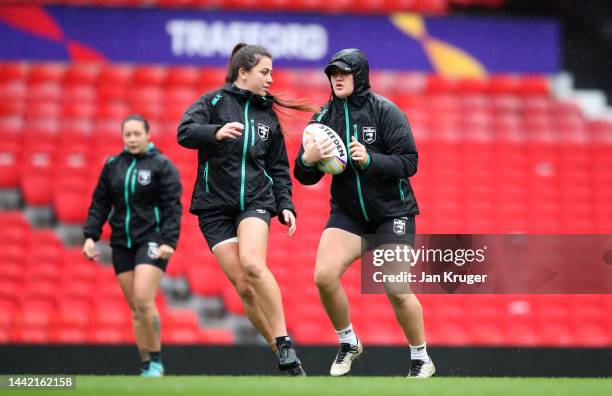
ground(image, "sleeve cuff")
xmin=300 ymin=154 xmax=316 ymax=168
xmin=361 ymin=154 xmax=371 ymax=170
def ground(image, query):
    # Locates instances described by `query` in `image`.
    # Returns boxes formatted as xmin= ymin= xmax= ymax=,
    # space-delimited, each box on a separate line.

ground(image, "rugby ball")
xmin=302 ymin=123 xmax=347 ymax=175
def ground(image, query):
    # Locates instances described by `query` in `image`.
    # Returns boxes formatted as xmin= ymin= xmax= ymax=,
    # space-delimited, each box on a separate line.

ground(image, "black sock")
xmin=141 ymin=360 xmax=150 ymax=371
xmin=275 ymin=336 xmax=292 ymax=348
xmin=149 ymin=351 xmax=161 ymax=363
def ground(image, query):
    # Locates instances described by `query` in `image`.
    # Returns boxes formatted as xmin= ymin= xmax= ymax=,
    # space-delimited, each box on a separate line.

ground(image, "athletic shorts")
xmin=325 ymin=205 xmax=416 ymax=249
xmin=198 ymin=208 xmax=272 ymax=251
xmin=111 ymin=242 xmax=168 ymax=275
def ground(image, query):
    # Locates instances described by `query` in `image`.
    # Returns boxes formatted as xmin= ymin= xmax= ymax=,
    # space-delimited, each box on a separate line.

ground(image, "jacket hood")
xmin=222 ymin=83 xmax=274 ymax=109
xmin=325 ymin=48 xmax=371 ymax=100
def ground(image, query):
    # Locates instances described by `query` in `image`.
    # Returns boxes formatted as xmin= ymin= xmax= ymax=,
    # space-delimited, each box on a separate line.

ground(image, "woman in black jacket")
xmin=83 ymin=115 xmax=182 ymax=377
xmin=294 ymin=49 xmax=435 ymax=378
xmin=178 ymin=43 xmax=314 ymax=376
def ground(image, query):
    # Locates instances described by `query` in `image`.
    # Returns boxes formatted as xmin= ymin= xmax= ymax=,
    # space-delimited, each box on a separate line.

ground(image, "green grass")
xmin=1 ymin=376 xmax=610 ymax=396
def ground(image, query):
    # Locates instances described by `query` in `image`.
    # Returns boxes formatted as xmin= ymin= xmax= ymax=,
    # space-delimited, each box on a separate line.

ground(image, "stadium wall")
xmin=1 ymin=346 xmax=610 ymax=377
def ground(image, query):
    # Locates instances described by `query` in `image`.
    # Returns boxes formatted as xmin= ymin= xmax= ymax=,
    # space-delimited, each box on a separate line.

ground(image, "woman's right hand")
xmin=302 ymin=136 xmax=335 ymax=165
xmin=83 ymin=238 xmax=100 ymax=261
xmin=215 ymin=122 xmax=244 ymax=141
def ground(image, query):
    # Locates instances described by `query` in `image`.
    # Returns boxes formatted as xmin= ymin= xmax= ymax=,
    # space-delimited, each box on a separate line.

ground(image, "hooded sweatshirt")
xmin=294 ymin=48 xmax=419 ymax=222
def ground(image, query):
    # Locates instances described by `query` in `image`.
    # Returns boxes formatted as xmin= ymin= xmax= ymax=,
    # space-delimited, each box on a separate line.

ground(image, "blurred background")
xmin=0 ymin=0 xmax=611 ymax=370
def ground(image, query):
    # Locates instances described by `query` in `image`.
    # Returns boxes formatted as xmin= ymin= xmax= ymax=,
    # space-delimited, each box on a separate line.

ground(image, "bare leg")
xmin=116 ymin=271 xmax=149 ymax=363
xmin=213 ymin=242 xmax=275 ymax=346
xmin=237 ymin=217 xmax=287 ymax=338
xmin=132 ymin=264 xmax=164 ymax=352
xmin=313 ymin=228 xmax=363 ymax=331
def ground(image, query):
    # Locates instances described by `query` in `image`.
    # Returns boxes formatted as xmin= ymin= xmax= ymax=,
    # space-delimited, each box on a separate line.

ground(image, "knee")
xmin=127 ymin=301 xmax=139 ymax=319
xmin=234 ymin=280 xmax=256 ymax=304
xmin=387 ymin=292 xmax=415 ymax=308
xmin=133 ymin=294 xmax=155 ymax=314
xmin=241 ymin=259 xmax=265 ymax=281
xmin=314 ymin=266 xmax=340 ymax=291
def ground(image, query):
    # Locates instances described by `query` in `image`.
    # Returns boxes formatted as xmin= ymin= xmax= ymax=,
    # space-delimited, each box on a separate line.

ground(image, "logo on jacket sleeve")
xmin=393 ymin=218 xmax=406 ymax=235
xmin=137 ymin=169 xmax=151 ymax=186
xmin=363 ymin=126 xmax=376 ymax=144
xmin=258 ymin=123 xmax=270 ymax=141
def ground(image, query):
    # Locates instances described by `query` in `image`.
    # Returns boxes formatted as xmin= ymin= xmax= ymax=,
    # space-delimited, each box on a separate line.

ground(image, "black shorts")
xmin=198 ymin=208 xmax=272 ymax=251
xmin=325 ymin=205 xmax=416 ymax=249
xmin=111 ymin=242 xmax=168 ymax=275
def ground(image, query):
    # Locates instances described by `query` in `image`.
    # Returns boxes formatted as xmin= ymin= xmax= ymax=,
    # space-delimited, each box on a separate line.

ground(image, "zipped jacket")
xmin=84 ymin=144 xmax=182 ymax=249
xmin=177 ymin=83 xmax=296 ymax=223
xmin=294 ymin=49 xmax=419 ymax=222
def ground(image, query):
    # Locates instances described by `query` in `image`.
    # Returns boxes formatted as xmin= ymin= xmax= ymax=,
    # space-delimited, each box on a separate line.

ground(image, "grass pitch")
xmin=1 ymin=376 xmax=610 ymax=396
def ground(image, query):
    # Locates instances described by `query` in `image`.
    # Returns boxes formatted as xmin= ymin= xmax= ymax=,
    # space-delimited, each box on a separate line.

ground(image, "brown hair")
xmin=227 ymin=43 xmax=318 ymax=135
xmin=121 ymin=114 xmax=149 ymax=133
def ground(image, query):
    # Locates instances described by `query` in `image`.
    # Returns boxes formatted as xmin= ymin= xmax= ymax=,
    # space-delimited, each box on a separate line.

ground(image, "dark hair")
xmin=121 ymin=114 xmax=150 ymax=133
xmin=226 ymin=43 xmax=318 ymax=136
xmin=225 ymin=43 xmax=272 ymax=84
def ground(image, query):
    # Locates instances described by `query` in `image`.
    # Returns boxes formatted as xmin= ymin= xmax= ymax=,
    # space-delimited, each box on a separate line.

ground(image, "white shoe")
xmin=407 ymin=358 xmax=435 ymax=378
xmin=330 ymin=339 xmax=363 ymax=376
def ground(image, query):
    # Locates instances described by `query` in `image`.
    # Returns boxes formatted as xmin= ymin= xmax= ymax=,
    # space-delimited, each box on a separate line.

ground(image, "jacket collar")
xmin=122 ymin=142 xmax=159 ymax=158
xmin=222 ymin=83 xmax=274 ymax=109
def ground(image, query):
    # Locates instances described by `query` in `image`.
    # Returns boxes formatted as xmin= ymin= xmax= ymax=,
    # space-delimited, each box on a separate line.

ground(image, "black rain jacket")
xmin=294 ymin=48 xmax=419 ymax=223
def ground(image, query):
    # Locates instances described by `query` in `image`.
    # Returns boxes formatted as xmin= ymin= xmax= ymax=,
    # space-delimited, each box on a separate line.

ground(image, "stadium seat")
xmin=17 ymin=301 xmax=55 ymax=328
xmin=199 ymin=328 xmax=236 ymax=344
xmin=88 ymin=326 xmax=127 ymax=344
xmin=11 ymin=326 xmax=51 ymax=343
xmin=2 ymin=57 xmax=612 ymax=347
xmin=0 ymin=143 xmax=20 ymax=188
xmin=187 ymin=263 xmax=227 ymax=296
xmin=0 ymin=300 xmax=16 ymax=329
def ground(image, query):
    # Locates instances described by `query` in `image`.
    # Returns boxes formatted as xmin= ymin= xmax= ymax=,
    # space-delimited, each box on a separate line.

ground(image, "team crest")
xmin=137 ymin=169 xmax=151 ymax=186
xmin=258 ymin=123 xmax=270 ymax=141
xmin=363 ymin=126 xmax=376 ymax=144
xmin=393 ymin=218 xmax=406 ymax=235
xmin=147 ymin=242 xmax=159 ymax=259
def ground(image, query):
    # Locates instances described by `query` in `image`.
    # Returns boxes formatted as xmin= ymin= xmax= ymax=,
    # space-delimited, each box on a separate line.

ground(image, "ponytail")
xmin=226 ymin=43 xmax=319 ymax=137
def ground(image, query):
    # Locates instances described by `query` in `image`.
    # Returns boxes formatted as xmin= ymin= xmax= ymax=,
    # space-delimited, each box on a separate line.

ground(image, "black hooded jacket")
xmin=294 ymin=49 xmax=419 ymax=222
xmin=84 ymin=144 xmax=183 ymax=249
xmin=177 ymin=83 xmax=296 ymax=223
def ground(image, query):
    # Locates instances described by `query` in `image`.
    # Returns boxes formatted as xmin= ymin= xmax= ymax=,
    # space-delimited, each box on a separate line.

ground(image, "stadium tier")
xmin=3 ymin=0 xmax=506 ymax=14
xmin=1 ymin=62 xmax=611 ymax=347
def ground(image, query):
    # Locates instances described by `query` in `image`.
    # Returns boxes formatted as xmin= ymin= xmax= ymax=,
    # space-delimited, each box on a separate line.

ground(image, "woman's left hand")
xmin=156 ymin=244 xmax=175 ymax=260
xmin=349 ymin=136 xmax=370 ymax=168
xmin=282 ymin=209 xmax=296 ymax=236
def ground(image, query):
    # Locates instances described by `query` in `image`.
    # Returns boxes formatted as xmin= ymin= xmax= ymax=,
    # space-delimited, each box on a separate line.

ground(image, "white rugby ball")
xmin=302 ymin=123 xmax=347 ymax=175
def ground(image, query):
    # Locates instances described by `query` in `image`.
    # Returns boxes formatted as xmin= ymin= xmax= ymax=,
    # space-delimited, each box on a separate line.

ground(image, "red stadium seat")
xmin=0 ymin=300 xmax=16 ymax=329
xmin=50 ymin=326 xmax=89 ymax=344
xmin=165 ymin=66 xmax=200 ymax=88
xmin=64 ymin=63 xmax=101 ymax=85
xmin=199 ymin=328 xmax=236 ymax=344
xmin=187 ymin=263 xmax=227 ymax=296
xmin=11 ymin=326 xmax=51 ymax=343
xmin=57 ymin=299 xmax=93 ymax=328
xmin=17 ymin=300 xmax=55 ymax=328
xmin=222 ymin=288 xmax=245 ymax=315
xmin=88 ymin=326 xmax=127 ymax=344
xmin=94 ymin=302 xmax=131 ymax=328
xmin=0 ymin=143 xmax=20 ymax=188
xmin=132 ymin=65 xmax=167 ymax=86
xmin=28 ymin=63 xmax=65 ymax=84
xmin=0 ymin=62 xmax=29 ymax=82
